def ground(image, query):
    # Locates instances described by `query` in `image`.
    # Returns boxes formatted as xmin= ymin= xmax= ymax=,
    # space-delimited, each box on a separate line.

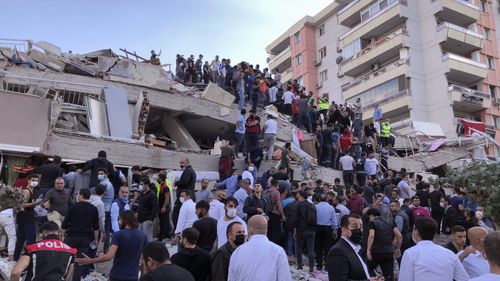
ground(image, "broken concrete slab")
xmin=28 ymin=49 xmax=65 ymax=72
xmin=202 ymin=82 xmax=235 ymax=107
xmin=104 ymin=87 xmax=133 ymax=139
xmin=33 ymin=41 xmax=61 ymax=57
xmin=161 ymin=115 xmax=201 ymax=150
xmin=63 ymin=59 xmax=97 ymax=76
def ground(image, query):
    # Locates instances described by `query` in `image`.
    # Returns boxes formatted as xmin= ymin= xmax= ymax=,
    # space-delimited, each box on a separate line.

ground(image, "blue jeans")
xmin=238 ymin=89 xmax=245 ymax=110
xmin=286 ymin=229 xmax=295 ymax=256
xmin=235 ymin=133 xmax=246 ymax=155
xmin=14 ymin=223 xmax=36 ymax=260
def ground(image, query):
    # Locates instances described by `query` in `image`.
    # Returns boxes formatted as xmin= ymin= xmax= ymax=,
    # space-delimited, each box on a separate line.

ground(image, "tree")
xmin=437 ymin=162 xmax=500 ymax=225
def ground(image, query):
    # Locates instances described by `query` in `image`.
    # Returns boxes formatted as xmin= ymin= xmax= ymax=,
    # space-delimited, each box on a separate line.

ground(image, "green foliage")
xmin=441 ymin=162 xmax=500 ymax=225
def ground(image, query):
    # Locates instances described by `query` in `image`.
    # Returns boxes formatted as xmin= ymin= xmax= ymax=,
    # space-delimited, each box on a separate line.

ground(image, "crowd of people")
xmin=0 ymin=147 xmax=498 ymax=281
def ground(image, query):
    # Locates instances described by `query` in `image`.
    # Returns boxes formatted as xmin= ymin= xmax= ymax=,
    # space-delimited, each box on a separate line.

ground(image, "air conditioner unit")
xmin=337 ymin=46 xmax=342 ymax=53
xmin=315 ymin=58 xmax=322 ymax=66
xmin=316 ymin=82 xmax=323 ymax=89
xmin=337 ymin=71 xmax=344 ymax=78
xmin=336 ymin=56 xmax=344 ymax=64
xmin=495 ymin=97 xmax=500 ymax=105
xmin=371 ymin=63 xmax=381 ymax=71
xmin=368 ymin=37 xmax=377 ymax=45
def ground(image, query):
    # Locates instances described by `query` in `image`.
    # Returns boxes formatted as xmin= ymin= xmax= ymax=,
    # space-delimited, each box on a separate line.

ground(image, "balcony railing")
xmin=268 ymin=46 xmax=291 ymax=66
xmin=341 ymin=58 xmax=409 ymax=92
xmin=448 ymin=84 xmax=490 ymax=99
xmin=441 ymin=53 xmax=487 ymax=69
xmin=347 ymin=89 xmax=411 ymax=111
xmin=432 ymin=0 xmax=480 ymax=10
xmin=342 ymin=26 xmax=407 ymax=65
xmin=436 ymin=22 xmax=483 ymax=39
xmin=339 ymin=0 xmax=407 ymax=41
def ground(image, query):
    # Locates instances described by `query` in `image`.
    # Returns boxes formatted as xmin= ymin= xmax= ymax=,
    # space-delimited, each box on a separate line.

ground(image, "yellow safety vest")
xmin=381 ymin=123 xmax=391 ymax=138
xmin=155 ymin=179 xmax=172 ymax=198
xmin=319 ymin=102 xmax=329 ymax=110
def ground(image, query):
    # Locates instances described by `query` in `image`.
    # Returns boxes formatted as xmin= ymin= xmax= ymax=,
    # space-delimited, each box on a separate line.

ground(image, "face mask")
xmin=476 ymin=211 xmax=484 ymax=219
xmin=349 ymin=228 xmax=363 ymax=244
xmin=234 ymin=234 xmax=245 ymax=246
xmin=138 ymin=185 xmax=144 ymax=191
xmin=179 ymin=197 xmax=186 ymax=204
xmin=98 ymin=175 xmax=105 ymax=181
xmin=248 ymin=166 xmax=255 ymax=172
xmin=180 ymin=165 xmax=186 ymax=169
xmin=226 ymin=208 xmax=237 ymax=218
xmin=30 ymin=181 xmax=39 ymax=188
xmin=439 ymin=202 xmax=445 ymax=208
xmin=119 ymin=221 xmax=125 ymax=229
xmin=119 ymin=195 xmax=128 ymax=202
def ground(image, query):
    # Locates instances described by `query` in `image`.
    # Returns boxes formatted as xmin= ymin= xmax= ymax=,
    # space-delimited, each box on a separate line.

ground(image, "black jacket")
xmin=327 ymin=238 xmax=369 ymax=281
xmin=34 ymin=163 xmax=64 ymax=188
xmin=137 ymin=190 xmax=158 ymax=223
xmin=176 ymin=165 xmax=197 ymax=193
xmin=442 ymin=206 xmax=458 ymax=234
xmin=295 ymin=200 xmax=316 ymax=232
xmin=243 ymin=195 xmax=267 ymax=220
xmin=211 ymin=242 xmax=236 ymax=281
xmin=83 ymin=157 xmax=115 ymax=188
xmin=171 ymin=247 xmax=211 ymax=281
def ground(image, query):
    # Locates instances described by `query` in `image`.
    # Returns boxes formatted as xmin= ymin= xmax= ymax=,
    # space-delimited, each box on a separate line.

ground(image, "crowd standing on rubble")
xmin=0 ymin=145 xmax=496 ymax=281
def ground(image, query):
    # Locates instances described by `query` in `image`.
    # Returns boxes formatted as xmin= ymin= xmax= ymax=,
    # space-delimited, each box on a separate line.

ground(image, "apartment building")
xmin=266 ymin=0 xmax=500 ymax=156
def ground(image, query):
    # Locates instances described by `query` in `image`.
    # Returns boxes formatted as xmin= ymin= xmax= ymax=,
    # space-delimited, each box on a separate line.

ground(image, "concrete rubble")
xmin=0 ymin=38 xmax=496 ymax=185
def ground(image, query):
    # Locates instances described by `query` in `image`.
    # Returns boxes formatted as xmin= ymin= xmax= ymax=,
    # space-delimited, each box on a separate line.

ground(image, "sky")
xmin=1 ymin=0 xmax=331 ymax=68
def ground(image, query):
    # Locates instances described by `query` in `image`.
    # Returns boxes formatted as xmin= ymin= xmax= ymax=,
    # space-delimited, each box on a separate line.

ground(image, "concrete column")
xmin=161 ymin=114 xmax=200 ymax=150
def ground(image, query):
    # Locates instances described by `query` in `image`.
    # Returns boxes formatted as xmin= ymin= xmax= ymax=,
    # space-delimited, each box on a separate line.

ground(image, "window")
xmin=360 ymin=0 xmax=397 ymax=22
xmin=487 ymin=56 xmax=495 ymax=69
xmin=320 ymin=70 xmax=328 ymax=82
xmin=297 ymin=76 xmax=304 ymax=86
xmin=342 ymin=38 xmax=362 ymax=60
xmin=293 ymin=32 xmax=301 ymax=44
xmin=295 ymin=54 xmax=302 ymax=65
xmin=318 ymin=24 xmax=325 ymax=36
xmin=494 ymin=116 xmax=500 ymax=129
xmin=489 ymin=85 xmax=497 ymax=98
xmin=485 ymin=28 xmax=491 ymax=40
xmin=482 ymin=0 xmax=488 ymax=13
xmin=319 ymin=47 xmax=327 ymax=59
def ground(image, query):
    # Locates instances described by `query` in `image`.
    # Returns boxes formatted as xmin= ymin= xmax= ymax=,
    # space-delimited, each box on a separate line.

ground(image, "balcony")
xmin=348 ymin=89 xmax=411 ymax=122
xmin=449 ymin=84 xmax=490 ymax=113
xmin=339 ymin=0 xmax=407 ymax=49
xmin=442 ymin=53 xmax=487 ymax=84
xmin=437 ymin=22 xmax=483 ymax=55
xmin=338 ymin=0 xmax=372 ymax=27
xmin=434 ymin=0 xmax=480 ymax=27
xmin=281 ymin=68 xmax=293 ymax=83
xmin=269 ymin=46 xmax=292 ymax=72
xmin=342 ymin=58 xmax=409 ymax=100
xmin=341 ymin=27 xmax=408 ymax=77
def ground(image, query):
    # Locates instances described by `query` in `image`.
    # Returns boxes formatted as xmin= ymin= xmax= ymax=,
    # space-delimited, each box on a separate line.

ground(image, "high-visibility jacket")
xmin=381 ymin=122 xmax=391 ymax=138
xmin=319 ymin=101 xmax=329 ymax=110
xmin=155 ymin=179 xmax=172 ymax=198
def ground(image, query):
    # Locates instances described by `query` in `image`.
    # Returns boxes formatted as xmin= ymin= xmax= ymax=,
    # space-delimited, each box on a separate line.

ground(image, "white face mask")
xmin=440 ymin=202 xmax=445 ymax=208
xmin=248 ymin=166 xmax=255 ymax=172
xmin=138 ymin=185 xmax=144 ymax=191
xmin=226 ymin=208 xmax=237 ymax=218
xmin=476 ymin=211 xmax=484 ymax=219
xmin=179 ymin=197 xmax=186 ymax=204
xmin=30 ymin=180 xmax=39 ymax=188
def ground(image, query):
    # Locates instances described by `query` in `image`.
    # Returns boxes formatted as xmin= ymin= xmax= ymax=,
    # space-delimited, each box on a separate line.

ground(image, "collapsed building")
xmin=0 ymin=38 xmax=497 ymax=186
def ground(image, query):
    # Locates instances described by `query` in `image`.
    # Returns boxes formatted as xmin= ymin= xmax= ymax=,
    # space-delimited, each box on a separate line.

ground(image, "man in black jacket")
xmin=327 ymin=214 xmax=381 ymax=281
xmin=173 ymin=159 xmax=197 ymax=227
xmin=295 ymin=190 xmax=316 ymax=272
xmin=171 ymin=227 xmax=211 ymax=281
xmin=34 ymin=155 xmax=64 ymax=197
xmin=441 ymin=196 xmax=458 ymax=234
xmin=80 ymin=150 xmax=115 ymax=188
xmin=243 ymin=184 xmax=267 ymax=220
xmin=211 ymin=221 xmax=245 ymax=281
xmin=137 ymin=180 xmax=158 ymax=241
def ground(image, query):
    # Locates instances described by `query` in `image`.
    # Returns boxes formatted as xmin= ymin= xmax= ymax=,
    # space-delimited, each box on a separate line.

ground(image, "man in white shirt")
xmin=268 ymin=84 xmax=278 ymax=105
xmin=458 ymin=227 xmax=489 ymax=278
xmin=172 ymin=190 xmax=198 ymax=245
xmin=110 ymin=186 xmax=131 ymax=234
xmin=89 ymin=184 xmax=106 ymax=238
xmin=263 ymin=115 xmax=278 ymax=160
xmin=339 ymin=151 xmax=356 ymax=188
xmin=397 ymin=174 xmax=412 ymax=199
xmin=470 ymin=231 xmax=500 ymax=281
xmin=233 ymin=179 xmax=250 ymax=219
xmin=216 ymin=198 xmax=247 ymax=248
xmin=282 ymin=86 xmax=294 ymax=116
xmin=364 ymin=152 xmax=378 ymax=179
xmin=208 ymin=191 xmax=225 ymax=221
xmin=228 ymin=215 xmax=292 ymax=281
xmin=400 ymin=217 xmax=469 ymax=281
xmin=241 ymin=166 xmax=254 ymax=189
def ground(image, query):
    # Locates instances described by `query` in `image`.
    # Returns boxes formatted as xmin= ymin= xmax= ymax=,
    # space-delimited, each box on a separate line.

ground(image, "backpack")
xmin=304 ymin=204 xmax=317 ymax=227
xmin=263 ymin=189 xmax=277 ymax=214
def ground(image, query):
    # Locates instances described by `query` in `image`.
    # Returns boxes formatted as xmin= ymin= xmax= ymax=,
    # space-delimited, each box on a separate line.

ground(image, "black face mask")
xmin=349 ymin=228 xmax=363 ymax=244
xmin=234 ymin=234 xmax=245 ymax=246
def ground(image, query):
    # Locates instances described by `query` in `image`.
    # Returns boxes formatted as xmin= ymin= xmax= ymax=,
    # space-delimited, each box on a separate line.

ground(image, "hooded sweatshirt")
xmin=171 ymin=247 xmax=211 ymax=281
xmin=348 ymin=193 xmax=365 ymax=215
